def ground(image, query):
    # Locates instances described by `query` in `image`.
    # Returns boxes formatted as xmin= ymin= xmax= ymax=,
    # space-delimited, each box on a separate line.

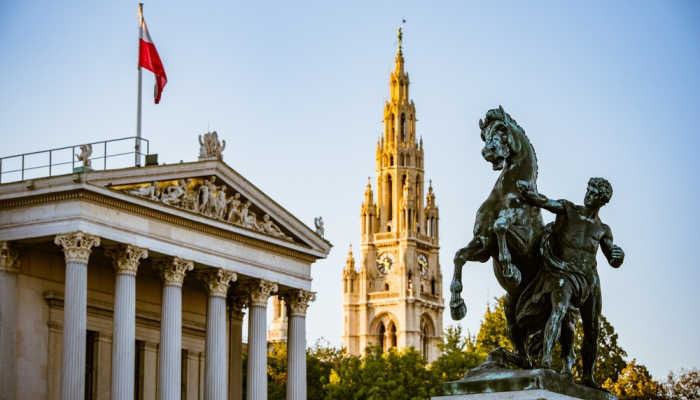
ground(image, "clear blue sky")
xmin=2 ymin=1 xmax=698 ymax=379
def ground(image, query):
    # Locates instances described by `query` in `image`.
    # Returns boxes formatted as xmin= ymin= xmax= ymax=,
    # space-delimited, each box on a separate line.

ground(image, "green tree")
xmin=603 ymin=359 xmax=663 ymax=400
xmin=324 ymin=346 xmax=440 ymax=400
xmin=662 ymin=368 xmax=700 ymax=400
xmin=431 ymin=326 xmax=485 ymax=382
xmin=475 ymin=297 xmax=512 ymax=354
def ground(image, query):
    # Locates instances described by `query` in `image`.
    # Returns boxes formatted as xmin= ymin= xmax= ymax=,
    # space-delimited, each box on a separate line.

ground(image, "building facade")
xmin=342 ymin=29 xmax=444 ymax=362
xmin=0 ymin=134 xmax=330 ymax=400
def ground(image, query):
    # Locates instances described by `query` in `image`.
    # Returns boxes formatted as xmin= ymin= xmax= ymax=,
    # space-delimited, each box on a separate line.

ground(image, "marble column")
xmin=107 ymin=244 xmax=148 ymax=400
xmin=246 ymin=280 xmax=277 ymax=400
xmin=282 ymin=290 xmax=316 ymax=400
xmin=0 ymin=242 xmax=20 ymax=400
xmin=54 ymin=231 xmax=100 ymax=400
xmin=228 ymin=295 xmax=246 ymax=400
xmin=158 ymin=257 xmax=194 ymax=400
xmin=202 ymin=268 xmax=236 ymax=400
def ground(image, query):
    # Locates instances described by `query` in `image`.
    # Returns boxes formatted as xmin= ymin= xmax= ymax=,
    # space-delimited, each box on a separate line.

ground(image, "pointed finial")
xmin=397 ymin=26 xmax=403 ymax=50
xmin=367 ymin=176 xmax=371 ymax=186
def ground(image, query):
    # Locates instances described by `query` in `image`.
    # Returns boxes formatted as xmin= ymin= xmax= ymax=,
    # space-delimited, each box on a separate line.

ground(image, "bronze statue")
xmin=515 ymin=178 xmax=624 ymax=389
xmin=450 ymin=107 xmax=625 ymax=392
xmin=450 ymin=106 xmax=545 ymax=368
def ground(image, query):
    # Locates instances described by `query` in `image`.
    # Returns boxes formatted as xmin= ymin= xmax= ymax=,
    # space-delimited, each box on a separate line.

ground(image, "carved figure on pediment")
xmin=76 ymin=144 xmax=93 ymax=168
xmin=214 ymin=187 xmax=229 ymax=220
xmin=260 ymin=214 xmax=285 ymax=238
xmin=197 ymin=177 xmax=217 ymax=216
xmin=239 ymin=201 xmax=259 ymax=229
xmin=161 ymin=179 xmax=188 ymax=206
xmin=198 ymin=131 xmax=226 ymax=160
xmin=129 ymin=181 xmax=160 ymax=200
xmin=227 ymin=193 xmax=242 ymax=222
xmin=180 ymin=179 xmax=198 ymax=211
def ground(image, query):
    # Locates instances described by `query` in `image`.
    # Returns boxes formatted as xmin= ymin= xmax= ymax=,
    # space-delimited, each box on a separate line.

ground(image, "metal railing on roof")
xmin=0 ymin=136 xmax=150 ymax=184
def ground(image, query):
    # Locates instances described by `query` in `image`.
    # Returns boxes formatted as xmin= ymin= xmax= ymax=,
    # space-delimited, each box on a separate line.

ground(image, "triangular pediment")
xmin=94 ymin=161 xmax=329 ymax=255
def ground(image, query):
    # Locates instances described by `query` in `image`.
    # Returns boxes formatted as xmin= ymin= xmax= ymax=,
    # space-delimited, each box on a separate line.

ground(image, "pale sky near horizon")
xmin=1 ymin=1 xmax=699 ymax=380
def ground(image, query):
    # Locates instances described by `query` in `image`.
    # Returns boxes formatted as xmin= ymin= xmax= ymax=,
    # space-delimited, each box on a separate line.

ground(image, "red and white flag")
xmin=138 ymin=10 xmax=167 ymax=104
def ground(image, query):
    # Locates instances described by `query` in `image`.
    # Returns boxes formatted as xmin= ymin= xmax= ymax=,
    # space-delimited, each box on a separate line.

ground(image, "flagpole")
xmin=135 ymin=3 xmax=144 ymax=167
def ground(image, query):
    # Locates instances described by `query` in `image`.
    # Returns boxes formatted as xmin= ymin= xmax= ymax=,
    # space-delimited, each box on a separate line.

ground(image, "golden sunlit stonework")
xmin=342 ymin=28 xmax=444 ymax=362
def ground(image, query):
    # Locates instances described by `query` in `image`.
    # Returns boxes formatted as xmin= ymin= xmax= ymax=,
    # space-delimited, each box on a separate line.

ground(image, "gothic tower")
xmin=343 ymin=28 xmax=443 ymax=362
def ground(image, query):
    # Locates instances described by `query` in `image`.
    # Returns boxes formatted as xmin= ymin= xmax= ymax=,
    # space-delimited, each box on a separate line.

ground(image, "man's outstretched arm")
xmin=516 ymin=180 xmax=566 ymax=214
xmin=601 ymin=224 xmax=624 ymax=268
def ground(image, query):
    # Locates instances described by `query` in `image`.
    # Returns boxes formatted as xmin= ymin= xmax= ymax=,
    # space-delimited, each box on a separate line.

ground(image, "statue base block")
xmin=433 ymin=368 xmax=616 ymax=400
xmin=72 ymin=166 xmax=93 ymax=173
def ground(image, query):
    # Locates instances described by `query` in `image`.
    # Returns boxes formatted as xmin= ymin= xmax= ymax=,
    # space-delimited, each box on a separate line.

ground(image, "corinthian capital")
xmin=202 ymin=268 xmax=237 ymax=297
xmin=54 ymin=231 xmax=100 ymax=264
xmin=0 ymin=242 xmax=20 ymax=273
xmin=247 ymin=280 xmax=278 ymax=307
xmin=106 ymin=244 xmax=148 ymax=276
xmin=160 ymin=257 xmax=194 ymax=287
xmin=282 ymin=289 xmax=316 ymax=317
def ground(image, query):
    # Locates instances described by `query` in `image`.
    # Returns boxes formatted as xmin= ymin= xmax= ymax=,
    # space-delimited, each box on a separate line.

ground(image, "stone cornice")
xmin=202 ymin=268 xmax=237 ymax=297
xmin=0 ymin=189 xmax=319 ymax=264
xmin=106 ymin=244 xmax=148 ymax=276
xmin=0 ymin=241 xmax=20 ymax=273
xmin=247 ymin=280 xmax=278 ymax=307
xmin=54 ymin=231 xmax=100 ymax=264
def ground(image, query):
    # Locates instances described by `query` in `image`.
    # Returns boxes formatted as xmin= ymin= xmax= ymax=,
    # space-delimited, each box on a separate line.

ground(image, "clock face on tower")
xmin=417 ymin=253 xmax=428 ymax=276
xmin=377 ymin=252 xmax=395 ymax=275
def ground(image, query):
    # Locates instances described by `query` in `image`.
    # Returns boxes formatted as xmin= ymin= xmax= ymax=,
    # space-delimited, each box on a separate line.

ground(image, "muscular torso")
xmin=553 ymin=202 xmax=605 ymax=275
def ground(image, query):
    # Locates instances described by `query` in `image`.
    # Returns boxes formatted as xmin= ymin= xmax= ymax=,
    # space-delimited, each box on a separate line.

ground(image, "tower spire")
xmin=395 ymin=26 xmax=405 ymax=74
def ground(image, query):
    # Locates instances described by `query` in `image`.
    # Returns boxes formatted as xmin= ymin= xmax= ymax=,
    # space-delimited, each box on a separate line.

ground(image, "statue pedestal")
xmin=72 ymin=166 xmax=93 ymax=173
xmin=433 ymin=368 xmax=616 ymax=400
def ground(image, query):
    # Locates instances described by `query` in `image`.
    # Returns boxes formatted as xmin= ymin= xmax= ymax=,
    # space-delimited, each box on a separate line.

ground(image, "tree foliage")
xmin=661 ymin=368 xmax=700 ymax=400
xmin=431 ymin=326 xmax=485 ymax=382
xmin=475 ymin=297 xmax=512 ymax=354
xmin=324 ymin=346 xmax=439 ymax=400
xmin=603 ymin=360 xmax=663 ymax=400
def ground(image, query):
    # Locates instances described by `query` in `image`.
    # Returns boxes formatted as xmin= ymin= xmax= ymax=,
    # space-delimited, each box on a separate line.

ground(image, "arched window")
xmin=431 ymin=278 xmax=436 ymax=295
xmin=390 ymin=323 xmax=397 ymax=348
xmin=386 ymin=174 xmax=393 ymax=220
xmin=379 ymin=322 xmax=386 ymax=352
xmin=400 ymin=113 xmax=406 ymax=142
xmin=384 ymin=282 xmax=390 ymax=291
xmin=421 ymin=320 xmax=430 ymax=360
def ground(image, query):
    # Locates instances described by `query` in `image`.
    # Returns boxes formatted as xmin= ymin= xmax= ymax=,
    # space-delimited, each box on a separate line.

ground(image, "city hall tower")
xmin=342 ymin=28 xmax=443 ymax=362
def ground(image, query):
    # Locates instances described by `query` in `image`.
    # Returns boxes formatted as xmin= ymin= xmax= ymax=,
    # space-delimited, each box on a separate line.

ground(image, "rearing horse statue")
xmin=450 ymin=106 xmax=544 ymax=367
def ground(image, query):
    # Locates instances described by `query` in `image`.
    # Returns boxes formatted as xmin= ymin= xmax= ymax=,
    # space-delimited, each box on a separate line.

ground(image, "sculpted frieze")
xmin=111 ymin=176 xmax=293 ymax=241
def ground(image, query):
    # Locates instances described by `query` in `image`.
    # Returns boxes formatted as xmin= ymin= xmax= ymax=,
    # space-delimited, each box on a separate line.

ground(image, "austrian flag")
xmin=138 ymin=13 xmax=167 ymax=103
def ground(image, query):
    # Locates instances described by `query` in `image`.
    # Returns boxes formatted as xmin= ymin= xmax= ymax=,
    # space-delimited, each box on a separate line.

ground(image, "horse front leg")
xmin=493 ymin=212 xmax=522 ymax=288
xmin=450 ymin=236 xmax=488 ymax=320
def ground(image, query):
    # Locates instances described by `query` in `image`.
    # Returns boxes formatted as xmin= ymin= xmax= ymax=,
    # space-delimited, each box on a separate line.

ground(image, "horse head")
xmin=479 ymin=105 xmax=529 ymax=172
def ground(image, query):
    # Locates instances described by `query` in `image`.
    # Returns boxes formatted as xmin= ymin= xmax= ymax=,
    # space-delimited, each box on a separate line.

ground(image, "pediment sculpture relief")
xmin=112 ymin=177 xmax=292 ymax=241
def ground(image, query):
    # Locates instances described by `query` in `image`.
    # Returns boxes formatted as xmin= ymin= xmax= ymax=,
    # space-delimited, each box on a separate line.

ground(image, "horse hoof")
xmin=450 ymin=298 xmax=467 ymax=320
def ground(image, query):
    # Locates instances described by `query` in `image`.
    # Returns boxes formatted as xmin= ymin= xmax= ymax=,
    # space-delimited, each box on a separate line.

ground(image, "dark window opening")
xmin=85 ymin=330 xmax=98 ymax=400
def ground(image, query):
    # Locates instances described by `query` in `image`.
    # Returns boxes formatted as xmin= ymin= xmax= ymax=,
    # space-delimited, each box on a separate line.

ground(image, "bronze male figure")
xmin=515 ymin=177 xmax=625 ymax=389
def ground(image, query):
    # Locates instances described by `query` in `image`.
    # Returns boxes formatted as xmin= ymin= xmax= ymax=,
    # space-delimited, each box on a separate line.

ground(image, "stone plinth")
xmin=433 ymin=368 xmax=616 ymax=400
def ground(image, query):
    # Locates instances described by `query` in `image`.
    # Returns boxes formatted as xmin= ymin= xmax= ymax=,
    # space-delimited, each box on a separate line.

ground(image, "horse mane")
xmin=481 ymin=106 xmax=538 ymax=182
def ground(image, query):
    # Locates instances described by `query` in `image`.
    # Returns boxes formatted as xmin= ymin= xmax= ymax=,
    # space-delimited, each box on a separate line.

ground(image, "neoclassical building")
xmin=0 ymin=133 xmax=330 ymax=400
xmin=342 ymin=29 xmax=444 ymax=362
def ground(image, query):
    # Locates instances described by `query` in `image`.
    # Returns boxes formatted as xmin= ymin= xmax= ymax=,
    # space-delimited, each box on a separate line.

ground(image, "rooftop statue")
xmin=76 ymin=144 xmax=93 ymax=168
xmin=449 ymin=107 xmax=625 ymax=394
xmin=198 ymin=130 xmax=226 ymax=160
